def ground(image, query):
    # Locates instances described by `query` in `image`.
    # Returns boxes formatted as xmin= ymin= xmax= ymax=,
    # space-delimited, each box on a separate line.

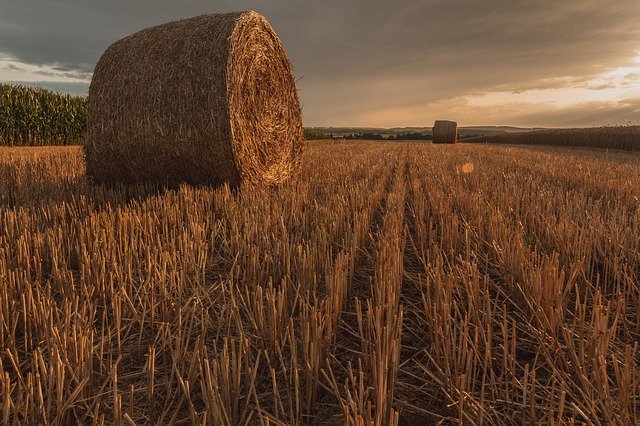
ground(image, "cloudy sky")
xmin=1 ymin=0 xmax=639 ymax=127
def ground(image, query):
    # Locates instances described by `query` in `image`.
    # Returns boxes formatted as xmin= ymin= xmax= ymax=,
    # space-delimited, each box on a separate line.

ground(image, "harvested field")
xmin=1 ymin=141 xmax=639 ymax=424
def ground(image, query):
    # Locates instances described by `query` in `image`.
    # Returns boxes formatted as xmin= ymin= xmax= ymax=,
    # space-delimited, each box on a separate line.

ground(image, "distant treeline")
xmin=0 ymin=83 xmax=86 ymax=146
xmin=304 ymin=129 xmax=491 ymax=141
xmin=344 ymin=131 xmax=433 ymax=140
xmin=303 ymin=128 xmax=329 ymax=140
xmin=304 ymin=129 xmax=435 ymax=141
xmin=465 ymin=126 xmax=640 ymax=151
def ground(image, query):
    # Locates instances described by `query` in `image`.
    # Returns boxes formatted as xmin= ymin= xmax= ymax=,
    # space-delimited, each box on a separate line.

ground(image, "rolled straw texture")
xmin=85 ymin=11 xmax=303 ymax=187
xmin=432 ymin=120 xmax=457 ymax=144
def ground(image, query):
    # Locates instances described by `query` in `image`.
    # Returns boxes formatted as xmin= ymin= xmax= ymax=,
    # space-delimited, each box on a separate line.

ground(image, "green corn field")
xmin=0 ymin=83 xmax=86 ymax=146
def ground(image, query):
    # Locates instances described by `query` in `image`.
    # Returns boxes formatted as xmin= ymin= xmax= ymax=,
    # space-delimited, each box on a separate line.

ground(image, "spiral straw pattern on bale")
xmin=85 ymin=11 xmax=303 ymax=187
xmin=432 ymin=120 xmax=457 ymax=144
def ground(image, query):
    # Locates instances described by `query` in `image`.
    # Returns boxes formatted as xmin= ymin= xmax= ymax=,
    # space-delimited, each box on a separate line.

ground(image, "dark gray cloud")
xmin=1 ymin=0 xmax=639 ymax=126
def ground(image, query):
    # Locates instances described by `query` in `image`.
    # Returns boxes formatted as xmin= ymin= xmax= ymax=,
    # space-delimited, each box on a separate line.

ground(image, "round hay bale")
xmin=85 ymin=11 xmax=303 ymax=187
xmin=432 ymin=120 xmax=457 ymax=144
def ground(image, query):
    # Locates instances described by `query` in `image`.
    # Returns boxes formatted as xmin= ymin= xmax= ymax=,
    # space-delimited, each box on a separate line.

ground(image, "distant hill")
xmin=308 ymin=125 xmax=541 ymax=139
xmin=460 ymin=126 xmax=544 ymax=133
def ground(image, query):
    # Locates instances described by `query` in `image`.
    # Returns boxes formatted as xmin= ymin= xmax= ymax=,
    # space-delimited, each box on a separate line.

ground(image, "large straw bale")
xmin=85 ymin=11 xmax=303 ymax=187
xmin=432 ymin=120 xmax=457 ymax=144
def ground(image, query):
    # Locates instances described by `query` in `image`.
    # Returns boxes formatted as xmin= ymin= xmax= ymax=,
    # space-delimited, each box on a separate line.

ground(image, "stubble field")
xmin=1 ymin=141 xmax=639 ymax=425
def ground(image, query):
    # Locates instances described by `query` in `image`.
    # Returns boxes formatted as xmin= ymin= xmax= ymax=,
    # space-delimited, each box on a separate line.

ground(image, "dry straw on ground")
xmin=85 ymin=11 xmax=303 ymax=187
xmin=433 ymin=120 xmax=457 ymax=144
xmin=2 ymin=143 xmax=640 ymax=424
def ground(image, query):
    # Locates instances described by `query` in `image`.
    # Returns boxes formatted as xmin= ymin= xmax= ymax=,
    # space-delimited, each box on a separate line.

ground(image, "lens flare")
xmin=456 ymin=162 xmax=474 ymax=174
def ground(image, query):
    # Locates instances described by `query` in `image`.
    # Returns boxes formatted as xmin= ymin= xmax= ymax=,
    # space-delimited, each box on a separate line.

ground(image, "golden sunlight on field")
xmin=1 ymin=141 xmax=639 ymax=424
xmin=455 ymin=162 xmax=474 ymax=174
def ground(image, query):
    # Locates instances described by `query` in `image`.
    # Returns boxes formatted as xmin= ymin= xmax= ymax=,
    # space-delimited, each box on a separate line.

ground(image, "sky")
xmin=1 ymin=0 xmax=639 ymax=128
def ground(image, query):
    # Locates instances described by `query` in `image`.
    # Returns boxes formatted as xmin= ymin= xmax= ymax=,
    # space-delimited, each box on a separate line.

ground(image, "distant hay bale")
xmin=85 ymin=11 xmax=303 ymax=187
xmin=432 ymin=120 xmax=457 ymax=144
